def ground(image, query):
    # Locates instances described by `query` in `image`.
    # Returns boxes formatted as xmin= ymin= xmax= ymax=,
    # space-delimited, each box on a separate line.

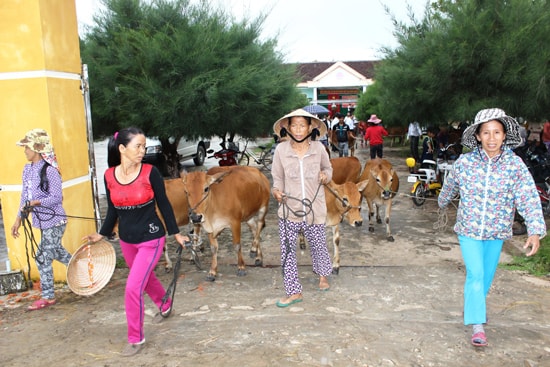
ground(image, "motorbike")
xmin=406 ymin=144 xmax=458 ymax=206
xmin=207 ymin=141 xmax=240 ymax=166
xmin=512 ymin=142 xmax=550 ymax=235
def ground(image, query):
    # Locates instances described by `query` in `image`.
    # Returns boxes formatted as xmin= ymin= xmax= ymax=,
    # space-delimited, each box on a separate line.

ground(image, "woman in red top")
xmin=363 ymin=114 xmax=388 ymax=159
xmin=85 ymin=127 xmax=189 ymax=357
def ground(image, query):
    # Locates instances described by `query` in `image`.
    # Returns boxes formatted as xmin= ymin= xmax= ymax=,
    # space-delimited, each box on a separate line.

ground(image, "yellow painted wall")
xmin=0 ymin=0 xmax=81 ymax=73
xmin=0 ymin=1 xmax=97 ymax=283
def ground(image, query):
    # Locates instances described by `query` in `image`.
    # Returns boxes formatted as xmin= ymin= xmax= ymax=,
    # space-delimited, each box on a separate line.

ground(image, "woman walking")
xmin=438 ymin=108 xmax=545 ymax=347
xmin=11 ymin=129 xmax=72 ymax=311
xmin=271 ymin=109 xmax=333 ymax=307
xmin=85 ymin=127 xmax=189 ymax=356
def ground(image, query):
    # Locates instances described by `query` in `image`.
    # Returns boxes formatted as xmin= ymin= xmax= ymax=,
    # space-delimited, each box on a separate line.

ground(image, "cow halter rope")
xmin=159 ymin=235 xmax=202 ymax=318
xmin=277 ymin=183 xmax=324 ymax=275
xmin=323 ymin=183 xmax=361 ymax=223
xmin=18 ymin=201 xmax=99 ymax=289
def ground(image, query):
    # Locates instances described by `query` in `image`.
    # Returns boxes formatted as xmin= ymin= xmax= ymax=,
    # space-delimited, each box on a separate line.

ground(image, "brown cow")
xmin=330 ymin=156 xmax=362 ymax=184
xmin=385 ymin=126 xmax=408 ymax=146
xmin=323 ymin=180 xmax=368 ymax=274
xmin=161 ymin=177 xmax=203 ymax=270
xmin=181 ymin=166 xmax=270 ymax=281
xmin=111 ymin=176 xmax=201 ymax=272
xmin=358 ymin=158 xmax=399 ymax=241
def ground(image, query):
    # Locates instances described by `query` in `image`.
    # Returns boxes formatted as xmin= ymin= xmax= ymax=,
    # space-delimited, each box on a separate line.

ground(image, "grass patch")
xmin=115 ymin=256 xmax=127 ymax=268
xmin=501 ymin=235 xmax=550 ymax=276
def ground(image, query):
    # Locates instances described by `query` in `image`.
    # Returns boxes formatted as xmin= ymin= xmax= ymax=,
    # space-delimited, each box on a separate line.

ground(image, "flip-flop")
xmin=28 ymin=298 xmax=56 ymax=311
xmin=471 ymin=332 xmax=488 ymax=347
xmin=276 ymin=297 xmax=303 ymax=308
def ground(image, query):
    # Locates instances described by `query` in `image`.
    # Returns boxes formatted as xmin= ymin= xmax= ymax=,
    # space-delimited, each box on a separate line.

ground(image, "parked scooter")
xmin=406 ymin=143 xmax=457 ymax=206
xmin=207 ymin=141 xmax=240 ymax=166
xmin=512 ymin=141 xmax=550 ymax=235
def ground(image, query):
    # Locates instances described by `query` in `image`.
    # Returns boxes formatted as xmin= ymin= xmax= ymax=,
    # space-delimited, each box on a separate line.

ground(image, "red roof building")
xmin=293 ymin=60 xmax=380 ymax=116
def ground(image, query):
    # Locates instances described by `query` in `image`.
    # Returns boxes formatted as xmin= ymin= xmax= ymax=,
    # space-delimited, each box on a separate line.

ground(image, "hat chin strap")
xmin=287 ymin=131 xmax=314 ymax=143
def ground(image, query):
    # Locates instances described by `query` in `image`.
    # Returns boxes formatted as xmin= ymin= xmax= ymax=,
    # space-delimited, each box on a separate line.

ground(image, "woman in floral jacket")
xmin=439 ymin=108 xmax=546 ymax=348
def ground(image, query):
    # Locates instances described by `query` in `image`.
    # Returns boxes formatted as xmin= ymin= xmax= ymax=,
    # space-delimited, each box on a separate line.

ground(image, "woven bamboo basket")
xmin=67 ymin=240 xmax=116 ymax=296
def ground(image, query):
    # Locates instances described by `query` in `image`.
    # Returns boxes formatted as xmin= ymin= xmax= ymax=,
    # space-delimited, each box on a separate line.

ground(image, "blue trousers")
xmin=458 ymin=235 xmax=503 ymax=325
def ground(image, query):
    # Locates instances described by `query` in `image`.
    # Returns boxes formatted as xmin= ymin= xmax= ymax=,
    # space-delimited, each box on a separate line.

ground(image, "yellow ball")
xmin=406 ymin=157 xmax=416 ymax=168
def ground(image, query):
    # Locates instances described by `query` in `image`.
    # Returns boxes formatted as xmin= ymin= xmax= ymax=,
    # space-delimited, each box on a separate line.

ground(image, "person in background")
xmin=436 ymin=125 xmax=450 ymax=158
xmin=407 ymin=120 xmax=422 ymax=164
xmin=332 ymin=113 xmax=355 ymax=157
xmin=344 ymin=111 xmax=356 ymax=130
xmin=357 ymin=120 xmax=368 ymax=147
xmin=541 ymin=119 xmax=550 ymax=152
xmin=438 ymin=108 xmax=545 ymax=348
xmin=11 ymin=129 xmax=72 ymax=311
xmin=420 ymin=126 xmax=439 ymax=164
xmin=271 ymin=109 xmax=333 ymax=308
xmin=363 ymin=114 xmax=388 ymax=159
xmin=319 ymin=114 xmax=331 ymax=155
xmin=84 ymin=127 xmax=189 ymax=357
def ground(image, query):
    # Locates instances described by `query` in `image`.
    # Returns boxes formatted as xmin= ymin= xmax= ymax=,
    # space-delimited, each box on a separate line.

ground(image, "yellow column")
xmin=0 ymin=1 xmax=97 ymax=282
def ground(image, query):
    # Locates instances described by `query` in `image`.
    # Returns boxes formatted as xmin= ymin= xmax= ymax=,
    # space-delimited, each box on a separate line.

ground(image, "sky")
xmin=75 ymin=0 xmax=429 ymax=62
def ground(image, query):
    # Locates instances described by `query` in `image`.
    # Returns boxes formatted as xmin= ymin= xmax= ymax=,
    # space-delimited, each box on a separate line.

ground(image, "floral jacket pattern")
xmin=438 ymin=148 xmax=546 ymax=240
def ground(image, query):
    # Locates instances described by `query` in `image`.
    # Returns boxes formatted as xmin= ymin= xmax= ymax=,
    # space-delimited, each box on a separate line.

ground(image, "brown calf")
xmin=358 ymin=158 xmax=399 ymax=241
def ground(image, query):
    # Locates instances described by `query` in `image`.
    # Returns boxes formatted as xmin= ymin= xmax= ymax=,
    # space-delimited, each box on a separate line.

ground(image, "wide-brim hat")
xmin=16 ymin=128 xmax=54 ymax=154
xmin=368 ymin=114 xmax=382 ymax=124
xmin=273 ymin=108 xmax=327 ymax=138
xmin=462 ymin=108 xmax=522 ymax=150
xmin=67 ymin=240 xmax=116 ymax=296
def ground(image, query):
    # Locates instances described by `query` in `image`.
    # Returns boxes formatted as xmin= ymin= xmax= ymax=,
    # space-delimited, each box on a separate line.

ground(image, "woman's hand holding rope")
xmin=174 ymin=233 xmax=191 ymax=248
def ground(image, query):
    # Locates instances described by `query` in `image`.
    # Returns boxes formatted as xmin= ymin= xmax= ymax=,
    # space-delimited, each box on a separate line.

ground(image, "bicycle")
xmin=236 ymin=139 xmax=274 ymax=171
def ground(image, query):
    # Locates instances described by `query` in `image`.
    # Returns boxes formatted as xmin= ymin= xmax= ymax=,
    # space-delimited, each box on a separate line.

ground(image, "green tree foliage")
xmin=370 ymin=0 xmax=550 ymax=126
xmin=80 ymin=0 xmax=302 ymax=146
xmin=354 ymin=82 xmax=381 ymax=123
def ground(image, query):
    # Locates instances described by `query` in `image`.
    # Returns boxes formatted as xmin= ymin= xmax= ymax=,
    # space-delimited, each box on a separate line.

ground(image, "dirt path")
xmin=1 ymin=144 xmax=549 ymax=367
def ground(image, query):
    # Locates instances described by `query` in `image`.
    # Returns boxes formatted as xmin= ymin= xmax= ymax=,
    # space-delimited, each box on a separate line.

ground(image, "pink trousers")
xmin=120 ymin=237 xmax=167 ymax=343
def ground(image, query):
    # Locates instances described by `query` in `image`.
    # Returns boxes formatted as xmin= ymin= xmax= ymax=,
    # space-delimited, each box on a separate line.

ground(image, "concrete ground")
xmin=0 ymin=141 xmax=549 ymax=367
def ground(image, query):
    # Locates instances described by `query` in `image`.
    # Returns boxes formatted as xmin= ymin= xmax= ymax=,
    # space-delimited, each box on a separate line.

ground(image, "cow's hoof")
xmin=369 ymin=227 xmax=374 ymax=233
xmin=387 ymin=236 xmax=395 ymax=242
xmin=332 ymin=267 xmax=340 ymax=275
xmin=205 ymin=274 xmax=216 ymax=282
xmin=377 ymin=218 xmax=382 ymax=224
xmin=249 ymin=249 xmax=257 ymax=259
xmin=254 ymin=259 xmax=263 ymax=267
xmin=237 ymin=269 xmax=247 ymax=277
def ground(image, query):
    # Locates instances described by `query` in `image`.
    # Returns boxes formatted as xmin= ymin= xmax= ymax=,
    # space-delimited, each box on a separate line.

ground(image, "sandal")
xmin=152 ymin=306 xmax=173 ymax=324
xmin=319 ymin=277 xmax=330 ymax=291
xmin=471 ymin=332 xmax=488 ymax=347
xmin=28 ymin=298 xmax=56 ymax=311
xmin=121 ymin=340 xmax=145 ymax=357
xmin=276 ymin=294 xmax=303 ymax=308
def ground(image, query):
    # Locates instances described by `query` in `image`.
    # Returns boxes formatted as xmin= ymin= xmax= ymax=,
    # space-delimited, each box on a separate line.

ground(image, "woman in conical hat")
xmin=271 ymin=109 xmax=333 ymax=307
